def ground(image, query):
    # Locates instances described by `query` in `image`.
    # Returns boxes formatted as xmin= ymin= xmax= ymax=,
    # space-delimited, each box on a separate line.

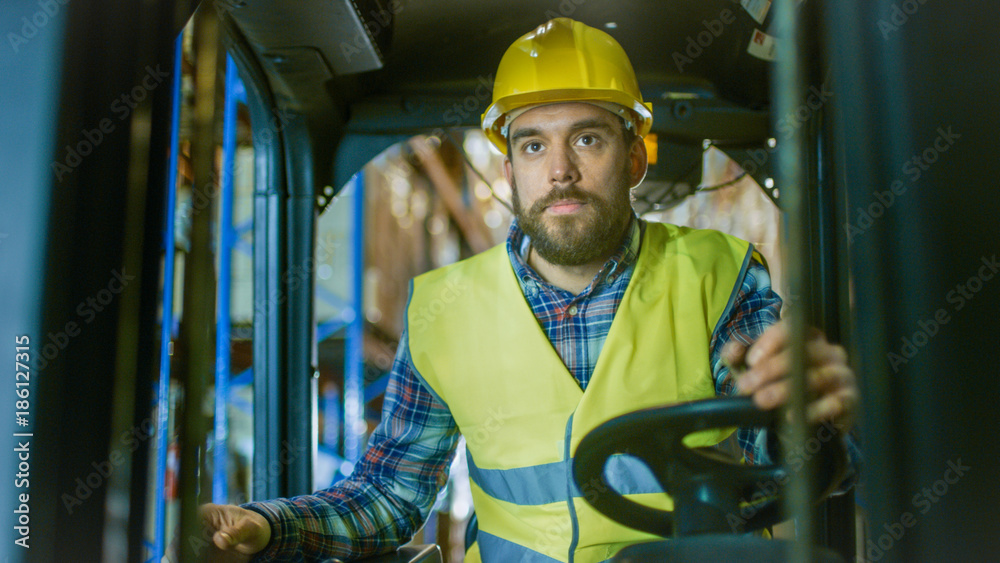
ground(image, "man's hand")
xmin=199 ymin=503 xmax=272 ymax=562
xmin=723 ymin=320 xmax=858 ymax=430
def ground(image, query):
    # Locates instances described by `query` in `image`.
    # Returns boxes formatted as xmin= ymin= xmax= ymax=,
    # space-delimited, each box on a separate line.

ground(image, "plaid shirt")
xmin=247 ymin=217 xmax=784 ymax=562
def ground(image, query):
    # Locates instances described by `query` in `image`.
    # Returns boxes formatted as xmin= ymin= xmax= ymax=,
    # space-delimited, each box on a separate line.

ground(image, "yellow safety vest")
xmin=408 ymin=222 xmax=754 ymax=563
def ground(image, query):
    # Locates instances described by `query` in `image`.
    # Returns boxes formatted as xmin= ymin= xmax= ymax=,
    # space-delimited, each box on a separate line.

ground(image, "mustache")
xmin=529 ymin=185 xmax=600 ymax=215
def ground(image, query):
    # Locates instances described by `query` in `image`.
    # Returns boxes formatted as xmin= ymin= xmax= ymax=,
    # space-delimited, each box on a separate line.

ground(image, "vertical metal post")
xmin=825 ymin=3 xmax=1000 ymax=559
xmin=153 ymin=32 xmax=183 ymax=563
xmin=217 ymin=7 xmax=290 ymax=502
xmin=772 ymin=0 xmax=813 ymax=561
xmin=344 ymin=172 xmax=367 ymax=465
xmin=177 ymin=5 xmax=223 ymax=560
xmin=283 ymin=139 xmax=317 ymax=496
xmin=213 ymin=54 xmax=239 ymax=504
xmin=251 ymin=109 xmax=286 ymax=502
xmin=811 ymin=102 xmax=857 ymax=560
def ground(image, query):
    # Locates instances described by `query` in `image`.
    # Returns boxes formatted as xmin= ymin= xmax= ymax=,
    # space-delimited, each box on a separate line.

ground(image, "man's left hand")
xmin=723 ymin=320 xmax=858 ymax=431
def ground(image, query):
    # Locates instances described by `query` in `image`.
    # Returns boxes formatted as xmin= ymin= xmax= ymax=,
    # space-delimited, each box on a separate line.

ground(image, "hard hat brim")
xmin=482 ymin=89 xmax=653 ymax=155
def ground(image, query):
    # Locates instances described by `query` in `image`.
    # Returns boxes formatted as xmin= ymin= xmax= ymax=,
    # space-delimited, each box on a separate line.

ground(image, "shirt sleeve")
xmin=244 ymin=329 xmax=461 ymax=562
xmin=710 ymin=255 xmax=862 ymax=490
xmin=710 ymin=255 xmax=783 ymax=465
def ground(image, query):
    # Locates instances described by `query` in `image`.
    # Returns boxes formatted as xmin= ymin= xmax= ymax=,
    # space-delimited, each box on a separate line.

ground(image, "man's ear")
xmin=503 ymin=155 xmax=514 ymax=186
xmin=628 ymin=137 xmax=649 ymax=188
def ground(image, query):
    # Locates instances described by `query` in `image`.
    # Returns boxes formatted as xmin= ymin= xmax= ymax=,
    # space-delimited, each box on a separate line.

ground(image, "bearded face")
xmin=503 ymin=103 xmax=644 ymax=268
xmin=511 ymin=161 xmax=634 ymax=266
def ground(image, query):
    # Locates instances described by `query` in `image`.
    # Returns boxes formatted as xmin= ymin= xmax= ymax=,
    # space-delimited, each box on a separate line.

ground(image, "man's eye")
xmin=524 ymin=141 xmax=543 ymax=153
xmin=577 ymin=134 xmax=597 ymax=146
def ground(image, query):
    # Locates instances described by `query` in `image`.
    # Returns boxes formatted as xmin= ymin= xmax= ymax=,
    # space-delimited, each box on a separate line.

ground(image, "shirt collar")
xmin=506 ymin=213 xmax=643 ymax=296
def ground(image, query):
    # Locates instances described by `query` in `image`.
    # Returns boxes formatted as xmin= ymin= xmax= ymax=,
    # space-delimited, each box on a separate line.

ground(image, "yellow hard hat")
xmin=481 ymin=17 xmax=654 ymax=154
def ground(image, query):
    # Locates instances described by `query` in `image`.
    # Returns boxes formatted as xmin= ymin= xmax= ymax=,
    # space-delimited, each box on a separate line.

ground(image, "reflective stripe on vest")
xmin=467 ymin=449 xmax=662 ymax=506
xmin=408 ymin=222 xmax=753 ymax=563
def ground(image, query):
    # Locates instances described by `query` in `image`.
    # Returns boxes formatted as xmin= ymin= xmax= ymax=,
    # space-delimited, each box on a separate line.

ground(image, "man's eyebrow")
xmin=510 ymin=126 xmax=541 ymax=144
xmin=509 ymin=118 xmax=615 ymax=144
xmin=570 ymin=118 xmax=616 ymax=133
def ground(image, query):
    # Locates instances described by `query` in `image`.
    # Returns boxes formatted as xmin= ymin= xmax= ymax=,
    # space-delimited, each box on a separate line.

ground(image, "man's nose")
xmin=548 ymin=144 xmax=580 ymax=185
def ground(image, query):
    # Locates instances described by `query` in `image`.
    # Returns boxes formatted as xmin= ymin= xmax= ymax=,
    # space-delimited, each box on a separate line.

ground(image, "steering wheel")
xmin=572 ymin=396 xmax=847 ymax=537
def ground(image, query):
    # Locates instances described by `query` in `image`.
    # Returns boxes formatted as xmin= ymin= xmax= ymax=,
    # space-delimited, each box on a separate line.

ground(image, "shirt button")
xmin=568 ymin=305 xmax=578 ymax=316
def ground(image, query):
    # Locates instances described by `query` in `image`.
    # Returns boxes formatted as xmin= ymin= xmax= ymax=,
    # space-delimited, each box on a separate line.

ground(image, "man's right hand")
xmin=199 ymin=503 xmax=272 ymax=561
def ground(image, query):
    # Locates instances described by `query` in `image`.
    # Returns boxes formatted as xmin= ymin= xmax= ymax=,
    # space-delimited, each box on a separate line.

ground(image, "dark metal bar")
xmin=771 ymin=0 xmax=814 ymax=560
xmin=812 ymin=90 xmax=857 ymax=561
xmin=284 ymin=139 xmax=318 ymax=496
xmin=218 ymin=7 xmax=290 ymax=502
xmin=176 ymin=5 xmax=224 ymax=561
xmin=815 ymin=109 xmax=858 ymax=560
xmin=825 ymin=1 xmax=1000 ymax=560
xmin=252 ymin=151 xmax=286 ymax=500
xmin=124 ymin=1 xmax=195 ymax=560
xmin=821 ymin=5 xmax=908 ymax=561
xmin=24 ymin=0 xmax=173 ymax=559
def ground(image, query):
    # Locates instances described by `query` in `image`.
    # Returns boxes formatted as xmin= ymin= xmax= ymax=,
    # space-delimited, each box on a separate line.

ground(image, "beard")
xmin=511 ymin=167 xmax=634 ymax=267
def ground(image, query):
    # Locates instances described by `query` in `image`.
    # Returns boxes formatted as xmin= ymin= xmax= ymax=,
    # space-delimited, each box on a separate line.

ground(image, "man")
xmin=202 ymin=17 xmax=857 ymax=562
